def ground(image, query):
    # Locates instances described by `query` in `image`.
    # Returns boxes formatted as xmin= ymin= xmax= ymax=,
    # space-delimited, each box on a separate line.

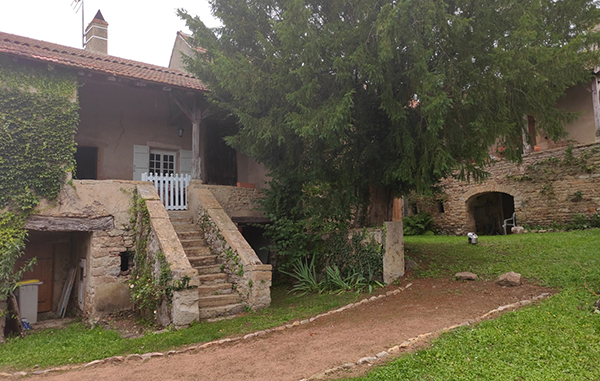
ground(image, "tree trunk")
xmin=5 ymin=292 xmax=24 ymax=338
xmin=366 ymin=186 xmax=394 ymax=226
xmin=0 ymin=298 xmax=6 ymax=344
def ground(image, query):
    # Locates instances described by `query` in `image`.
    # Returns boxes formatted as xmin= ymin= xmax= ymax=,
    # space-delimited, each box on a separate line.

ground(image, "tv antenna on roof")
xmin=71 ymin=0 xmax=85 ymax=48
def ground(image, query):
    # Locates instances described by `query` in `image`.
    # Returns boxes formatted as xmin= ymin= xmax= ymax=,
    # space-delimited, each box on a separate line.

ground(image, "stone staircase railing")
xmin=187 ymin=183 xmax=272 ymax=311
xmin=136 ymin=183 xmax=199 ymax=326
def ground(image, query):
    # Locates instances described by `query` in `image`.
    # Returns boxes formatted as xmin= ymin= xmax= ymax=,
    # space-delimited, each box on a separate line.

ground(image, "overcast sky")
xmin=0 ymin=0 xmax=220 ymax=67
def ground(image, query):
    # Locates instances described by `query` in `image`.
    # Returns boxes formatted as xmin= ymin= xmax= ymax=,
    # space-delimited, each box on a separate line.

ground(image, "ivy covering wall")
xmin=0 ymin=56 xmax=79 ymax=301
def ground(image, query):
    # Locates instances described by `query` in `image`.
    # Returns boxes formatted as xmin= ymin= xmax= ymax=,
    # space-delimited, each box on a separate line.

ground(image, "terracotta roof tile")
xmin=0 ymin=31 xmax=207 ymax=91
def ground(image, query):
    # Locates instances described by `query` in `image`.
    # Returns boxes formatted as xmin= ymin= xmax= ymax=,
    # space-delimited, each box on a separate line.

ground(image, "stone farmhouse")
xmin=411 ymin=76 xmax=600 ymax=235
xmin=0 ymin=11 xmax=272 ymax=327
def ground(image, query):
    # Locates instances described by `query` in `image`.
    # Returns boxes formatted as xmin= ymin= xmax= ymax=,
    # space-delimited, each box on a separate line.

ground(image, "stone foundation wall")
xmin=188 ymin=185 xmax=272 ymax=311
xmin=427 ymin=143 xmax=600 ymax=235
xmin=28 ymin=180 xmax=199 ymax=326
xmin=87 ymin=229 xmax=133 ymax=317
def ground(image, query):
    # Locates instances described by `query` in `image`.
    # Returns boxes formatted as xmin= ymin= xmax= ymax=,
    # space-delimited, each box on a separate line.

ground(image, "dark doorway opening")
xmin=239 ymin=224 xmax=271 ymax=264
xmin=74 ymin=146 xmax=98 ymax=179
xmin=205 ymin=121 xmax=237 ymax=186
xmin=468 ymin=192 xmax=515 ymax=235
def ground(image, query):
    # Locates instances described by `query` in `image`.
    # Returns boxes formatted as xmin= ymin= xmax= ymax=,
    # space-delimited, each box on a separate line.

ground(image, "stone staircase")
xmin=168 ymin=211 xmax=244 ymax=319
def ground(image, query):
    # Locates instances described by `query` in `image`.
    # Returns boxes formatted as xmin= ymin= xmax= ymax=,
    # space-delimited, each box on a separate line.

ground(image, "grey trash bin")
xmin=14 ymin=280 xmax=43 ymax=324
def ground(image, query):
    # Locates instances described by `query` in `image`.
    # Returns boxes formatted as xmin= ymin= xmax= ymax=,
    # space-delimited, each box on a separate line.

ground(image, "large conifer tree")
xmin=180 ymin=0 xmax=600 ymax=259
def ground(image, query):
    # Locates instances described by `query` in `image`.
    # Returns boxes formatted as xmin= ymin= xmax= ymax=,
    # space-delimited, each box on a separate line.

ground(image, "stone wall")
xmin=425 ymin=143 xmax=600 ymax=235
xmin=193 ymin=182 xmax=267 ymax=223
xmin=188 ymin=185 xmax=272 ymax=311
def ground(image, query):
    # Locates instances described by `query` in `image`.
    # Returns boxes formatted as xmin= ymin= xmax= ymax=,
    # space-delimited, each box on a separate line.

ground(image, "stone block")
xmin=250 ymin=270 xmax=272 ymax=283
xmin=496 ymin=271 xmax=522 ymax=287
xmin=145 ymin=200 xmax=170 ymax=219
xmin=196 ymin=189 xmax=223 ymax=210
xmin=137 ymin=183 xmax=160 ymax=200
xmin=455 ymin=272 xmax=478 ymax=281
xmin=171 ymin=289 xmax=199 ymax=327
xmin=92 ymin=249 xmax=111 ymax=259
xmin=207 ymin=209 xmax=238 ymax=231
xmin=250 ymin=264 xmax=272 ymax=272
xmin=90 ymin=266 xmax=121 ymax=278
xmin=91 ymin=256 xmax=120 ymax=269
xmin=384 ymin=221 xmax=405 ymax=284
xmin=94 ymin=282 xmax=132 ymax=312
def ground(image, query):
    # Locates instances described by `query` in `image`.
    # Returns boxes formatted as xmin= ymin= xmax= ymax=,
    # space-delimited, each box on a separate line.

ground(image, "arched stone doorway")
xmin=466 ymin=192 xmax=515 ymax=235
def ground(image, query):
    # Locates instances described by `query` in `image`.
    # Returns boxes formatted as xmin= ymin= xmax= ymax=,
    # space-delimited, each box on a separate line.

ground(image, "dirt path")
xmin=25 ymin=277 xmax=553 ymax=381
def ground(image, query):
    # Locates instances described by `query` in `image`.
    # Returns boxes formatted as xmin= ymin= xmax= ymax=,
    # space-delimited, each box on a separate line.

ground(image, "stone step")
xmin=195 ymin=264 xmax=223 ymax=275
xmin=199 ymin=303 xmax=245 ymax=320
xmin=177 ymin=231 xmax=204 ymax=240
xmin=198 ymin=294 xmax=240 ymax=308
xmin=198 ymin=283 xmax=233 ymax=296
xmin=172 ymin=223 xmax=198 ymax=231
xmin=184 ymin=246 xmax=212 ymax=257
xmin=198 ymin=273 xmax=228 ymax=285
xmin=170 ymin=216 xmax=192 ymax=224
xmin=187 ymin=254 xmax=219 ymax=267
xmin=168 ymin=213 xmax=191 ymax=221
xmin=171 ymin=218 xmax=193 ymax=230
xmin=180 ymin=239 xmax=208 ymax=249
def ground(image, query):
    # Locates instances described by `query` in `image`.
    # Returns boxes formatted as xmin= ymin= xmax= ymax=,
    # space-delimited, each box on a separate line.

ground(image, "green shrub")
xmin=280 ymin=256 xmax=324 ymax=295
xmin=590 ymin=213 xmax=600 ymax=228
xmin=323 ymin=229 xmax=383 ymax=283
xmin=569 ymin=213 xmax=590 ymax=230
xmin=403 ymin=212 xmax=434 ymax=235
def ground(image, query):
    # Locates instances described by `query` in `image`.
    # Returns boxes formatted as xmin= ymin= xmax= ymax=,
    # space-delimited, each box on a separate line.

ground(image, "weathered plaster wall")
xmin=555 ymin=82 xmax=597 ymax=146
xmin=77 ymin=81 xmax=193 ymax=180
xmin=168 ymin=33 xmax=192 ymax=72
xmin=236 ymin=153 xmax=271 ymax=189
xmin=430 ymin=143 xmax=600 ymax=235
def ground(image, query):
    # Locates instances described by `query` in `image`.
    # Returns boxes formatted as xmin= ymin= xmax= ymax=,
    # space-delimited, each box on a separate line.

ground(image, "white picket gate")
xmin=142 ymin=172 xmax=191 ymax=210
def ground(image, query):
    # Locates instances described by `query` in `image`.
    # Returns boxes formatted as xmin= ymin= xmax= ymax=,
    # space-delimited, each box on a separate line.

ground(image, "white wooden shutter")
xmin=179 ymin=149 xmax=192 ymax=176
xmin=133 ymin=145 xmax=150 ymax=180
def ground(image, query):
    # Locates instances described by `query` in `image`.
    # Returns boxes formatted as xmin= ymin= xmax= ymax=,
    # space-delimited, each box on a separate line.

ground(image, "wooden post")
xmin=392 ymin=198 xmax=402 ymax=222
xmin=591 ymin=74 xmax=600 ymax=139
xmin=191 ymin=115 xmax=201 ymax=180
xmin=172 ymin=94 xmax=207 ymax=181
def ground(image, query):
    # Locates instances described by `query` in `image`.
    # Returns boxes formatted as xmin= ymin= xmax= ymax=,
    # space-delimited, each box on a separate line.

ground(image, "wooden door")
xmin=17 ymin=242 xmax=54 ymax=313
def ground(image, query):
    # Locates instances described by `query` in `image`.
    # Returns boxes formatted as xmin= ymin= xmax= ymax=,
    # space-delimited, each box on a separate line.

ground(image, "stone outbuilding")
xmin=409 ymin=75 xmax=600 ymax=235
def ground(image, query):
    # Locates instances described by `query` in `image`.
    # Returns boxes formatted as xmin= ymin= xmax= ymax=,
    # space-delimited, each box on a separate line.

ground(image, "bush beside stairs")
xmin=168 ymin=211 xmax=244 ymax=319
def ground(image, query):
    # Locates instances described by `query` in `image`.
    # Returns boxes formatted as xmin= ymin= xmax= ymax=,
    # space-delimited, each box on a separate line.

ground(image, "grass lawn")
xmin=347 ymin=229 xmax=600 ymax=381
xmin=0 ymin=284 xmax=359 ymax=371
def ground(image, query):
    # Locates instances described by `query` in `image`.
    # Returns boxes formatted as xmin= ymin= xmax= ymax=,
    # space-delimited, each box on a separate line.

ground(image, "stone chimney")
xmin=85 ymin=10 xmax=108 ymax=54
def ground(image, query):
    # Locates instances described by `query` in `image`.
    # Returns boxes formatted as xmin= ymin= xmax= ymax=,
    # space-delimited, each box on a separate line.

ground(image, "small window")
xmin=74 ymin=146 xmax=98 ymax=179
xmin=149 ymin=150 xmax=176 ymax=175
xmin=438 ymin=201 xmax=445 ymax=213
